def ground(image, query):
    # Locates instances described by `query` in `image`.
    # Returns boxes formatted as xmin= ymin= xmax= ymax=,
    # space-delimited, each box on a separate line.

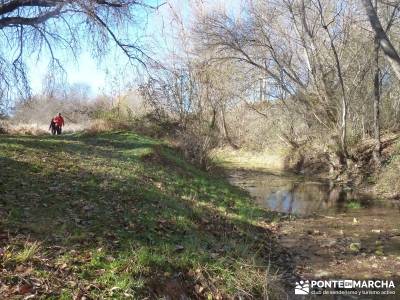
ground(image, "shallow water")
xmin=228 ymin=169 xmax=400 ymax=299
xmin=228 ymin=169 xmax=398 ymax=216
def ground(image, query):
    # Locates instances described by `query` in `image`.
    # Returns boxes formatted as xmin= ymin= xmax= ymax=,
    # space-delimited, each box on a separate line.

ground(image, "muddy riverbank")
xmin=226 ymin=167 xmax=400 ymax=296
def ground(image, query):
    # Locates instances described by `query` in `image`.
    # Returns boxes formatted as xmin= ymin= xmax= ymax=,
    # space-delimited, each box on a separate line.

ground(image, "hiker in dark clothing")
xmin=49 ymin=119 xmax=57 ymax=135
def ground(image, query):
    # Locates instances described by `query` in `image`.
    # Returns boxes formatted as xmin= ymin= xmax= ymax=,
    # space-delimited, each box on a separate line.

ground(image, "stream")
xmin=227 ymin=169 xmax=400 ymax=299
xmin=228 ymin=169 xmax=399 ymax=216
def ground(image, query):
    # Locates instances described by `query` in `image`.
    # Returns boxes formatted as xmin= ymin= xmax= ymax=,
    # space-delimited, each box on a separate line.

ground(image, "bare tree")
xmin=195 ymin=0 xmax=366 ymax=158
xmin=362 ymin=0 xmax=400 ymax=80
xmin=314 ymin=0 xmax=349 ymax=157
xmin=137 ymin=0 xmax=400 ymax=169
xmin=372 ymin=0 xmax=382 ymax=164
xmin=0 ymin=0 xmax=160 ymax=111
xmin=362 ymin=0 xmax=400 ymax=163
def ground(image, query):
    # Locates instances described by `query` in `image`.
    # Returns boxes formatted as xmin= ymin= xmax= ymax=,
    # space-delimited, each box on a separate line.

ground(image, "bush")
xmin=84 ymin=119 xmax=133 ymax=135
xmin=179 ymin=122 xmax=219 ymax=169
xmin=5 ymin=123 xmax=48 ymax=135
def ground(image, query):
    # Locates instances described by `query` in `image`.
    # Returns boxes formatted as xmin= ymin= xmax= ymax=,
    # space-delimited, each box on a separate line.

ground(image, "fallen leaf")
xmin=175 ymin=245 xmax=184 ymax=252
xmin=105 ymin=255 xmax=115 ymax=262
xmin=73 ymin=289 xmax=85 ymax=300
xmin=195 ymin=284 xmax=205 ymax=294
xmin=95 ymin=269 xmax=106 ymax=275
xmin=128 ymin=222 xmax=135 ymax=229
xmin=124 ymin=292 xmax=134 ymax=298
xmin=18 ymin=266 xmax=34 ymax=276
xmin=210 ymin=253 xmax=218 ymax=259
xmin=18 ymin=284 xmax=33 ymax=295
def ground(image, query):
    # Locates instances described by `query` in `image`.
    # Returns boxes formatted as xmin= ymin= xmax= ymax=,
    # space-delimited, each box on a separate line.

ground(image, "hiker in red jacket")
xmin=50 ymin=113 xmax=65 ymax=135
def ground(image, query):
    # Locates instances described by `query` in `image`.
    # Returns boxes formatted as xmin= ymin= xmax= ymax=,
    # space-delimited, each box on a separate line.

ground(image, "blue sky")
xmin=28 ymin=0 xmax=166 ymax=95
xmin=30 ymin=51 xmax=106 ymax=94
xmin=27 ymin=0 xmax=243 ymax=96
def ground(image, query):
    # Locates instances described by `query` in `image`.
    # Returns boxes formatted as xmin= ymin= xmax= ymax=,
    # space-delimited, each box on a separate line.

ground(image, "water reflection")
xmin=228 ymin=171 xmax=383 ymax=215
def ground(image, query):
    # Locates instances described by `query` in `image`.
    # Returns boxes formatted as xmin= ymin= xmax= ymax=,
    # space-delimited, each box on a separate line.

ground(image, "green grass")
xmin=0 ymin=131 xmax=285 ymax=299
xmin=345 ymin=201 xmax=362 ymax=209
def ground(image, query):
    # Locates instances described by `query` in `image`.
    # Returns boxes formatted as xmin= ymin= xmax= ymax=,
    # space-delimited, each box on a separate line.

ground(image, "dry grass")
xmin=84 ymin=119 xmax=113 ymax=135
xmin=2 ymin=241 xmax=41 ymax=264
xmin=211 ymin=147 xmax=288 ymax=171
xmin=1 ymin=120 xmax=124 ymax=136
xmin=6 ymin=123 xmax=48 ymax=135
xmin=84 ymin=119 xmax=133 ymax=135
xmin=13 ymin=242 xmax=41 ymax=264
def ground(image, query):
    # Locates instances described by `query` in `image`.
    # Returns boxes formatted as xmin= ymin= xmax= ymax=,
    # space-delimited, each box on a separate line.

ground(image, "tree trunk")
xmin=259 ymin=78 xmax=264 ymax=102
xmin=221 ymin=108 xmax=238 ymax=149
xmin=362 ymin=0 xmax=400 ymax=81
xmin=316 ymin=0 xmax=348 ymax=159
xmin=373 ymin=34 xmax=382 ymax=165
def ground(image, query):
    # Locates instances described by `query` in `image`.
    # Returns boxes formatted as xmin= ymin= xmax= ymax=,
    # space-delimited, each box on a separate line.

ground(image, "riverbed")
xmin=227 ymin=168 xmax=400 ymax=299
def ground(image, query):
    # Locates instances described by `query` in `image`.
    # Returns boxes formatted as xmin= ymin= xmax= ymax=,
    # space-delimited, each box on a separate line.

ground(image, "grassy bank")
xmin=0 ymin=132 xmax=288 ymax=299
xmin=211 ymin=148 xmax=287 ymax=171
